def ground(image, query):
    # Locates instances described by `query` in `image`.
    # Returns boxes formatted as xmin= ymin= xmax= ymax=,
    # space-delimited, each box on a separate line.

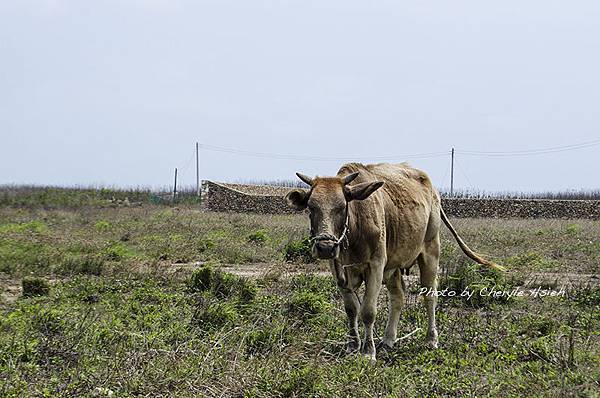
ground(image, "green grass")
xmin=0 ymin=272 xmax=597 ymax=397
xmin=0 ymin=206 xmax=599 ymax=396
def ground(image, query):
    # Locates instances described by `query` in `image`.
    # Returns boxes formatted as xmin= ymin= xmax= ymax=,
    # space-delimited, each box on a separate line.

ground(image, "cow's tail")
xmin=440 ymin=207 xmax=506 ymax=272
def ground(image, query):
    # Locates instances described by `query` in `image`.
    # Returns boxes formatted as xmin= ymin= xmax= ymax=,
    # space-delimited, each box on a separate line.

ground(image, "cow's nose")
xmin=314 ymin=241 xmax=337 ymax=259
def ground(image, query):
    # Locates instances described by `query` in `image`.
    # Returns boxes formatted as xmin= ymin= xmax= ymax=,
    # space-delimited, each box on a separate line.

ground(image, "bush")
xmin=94 ymin=220 xmax=111 ymax=231
xmin=572 ymin=286 xmax=600 ymax=306
xmin=193 ymin=302 xmax=239 ymax=330
xmin=188 ymin=264 xmax=214 ymax=293
xmin=246 ymin=323 xmax=288 ymax=355
xmin=505 ymin=251 xmax=557 ymax=270
xmin=22 ymin=276 xmax=50 ymax=297
xmin=283 ymin=237 xmax=313 ymax=263
xmin=187 ymin=263 xmax=258 ymax=304
xmin=287 ymin=291 xmax=329 ymax=319
xmin=103 ymin=242 xmax=133 ymax=261
xmin=440 ymin=260 xmax=512 ymax=308
xmin=60 ymin=255 xmax=105 ymax=276
xmin=289 ymin=274 xmax=337 ymax=299
xmin=279 ymin=366 xmax=325 ymax=397
xmin=247 ymin=230 xmax=269 ymax=244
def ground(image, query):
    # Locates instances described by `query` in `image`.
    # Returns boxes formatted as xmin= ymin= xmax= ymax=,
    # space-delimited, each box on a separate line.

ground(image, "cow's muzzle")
xmin=312 ymin=234 xmax=341 ymax=259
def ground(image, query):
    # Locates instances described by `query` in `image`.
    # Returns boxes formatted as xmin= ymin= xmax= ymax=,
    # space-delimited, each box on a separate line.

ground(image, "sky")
xmin=1 ymin=0 xmax=599 ymax=192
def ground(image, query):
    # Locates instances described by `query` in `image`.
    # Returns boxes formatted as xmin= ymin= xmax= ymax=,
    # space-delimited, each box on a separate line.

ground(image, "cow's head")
xmin=285 ymin=172 xmax=384 ymax=260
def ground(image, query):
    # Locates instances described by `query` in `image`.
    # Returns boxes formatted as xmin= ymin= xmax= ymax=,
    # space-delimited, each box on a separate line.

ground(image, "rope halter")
xmin=309 ymin=203 xmax=350 ymax=249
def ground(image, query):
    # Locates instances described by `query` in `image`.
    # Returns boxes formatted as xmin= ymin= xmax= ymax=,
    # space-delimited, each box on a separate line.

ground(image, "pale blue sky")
xmin=1 ymin=1 xmax=599 ymax=191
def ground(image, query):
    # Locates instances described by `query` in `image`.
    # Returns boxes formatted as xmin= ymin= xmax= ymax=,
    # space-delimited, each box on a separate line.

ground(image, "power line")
xmin=456 ymin=138 xmax=600 ymax=157
xmin=198 ymin=143 xmax=450 ymax=162
xmin=198 ymin=137 xmax=599 ymax=162
xmin=455 ymin=158 xmax=475 ymax=190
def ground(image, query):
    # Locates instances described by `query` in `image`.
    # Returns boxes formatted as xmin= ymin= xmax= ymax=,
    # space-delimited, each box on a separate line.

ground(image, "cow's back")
xmin=338 ymin=162 xmax=438 ymax=267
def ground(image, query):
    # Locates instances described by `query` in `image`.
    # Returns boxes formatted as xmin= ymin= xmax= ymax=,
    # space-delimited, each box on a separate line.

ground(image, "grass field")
xmin=1 ymin=205 xmax=599 ymax=397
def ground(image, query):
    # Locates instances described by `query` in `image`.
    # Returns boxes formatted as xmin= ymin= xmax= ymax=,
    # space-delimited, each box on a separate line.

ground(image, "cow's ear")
xmin=345 ymin=181 xmax=384 ymax=201
xmin=285 ymin=189 xmax=310 ymax=210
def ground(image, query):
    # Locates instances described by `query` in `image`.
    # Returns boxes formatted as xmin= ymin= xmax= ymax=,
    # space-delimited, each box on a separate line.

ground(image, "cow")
xmin=285 ymin=162 xmax=503 ymax=360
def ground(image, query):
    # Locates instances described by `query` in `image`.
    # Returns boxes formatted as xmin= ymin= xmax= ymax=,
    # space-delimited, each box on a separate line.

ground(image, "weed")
xmin=94 ymin=220 xmax=111 ymax=231
xmin=440 ymin=260 xmax=513 ymax=307
xmin=279 ymin=366 xmax=325 ymax=397
xmin=287 ymin=291 xmax=330 ymax=319
xmin=505 ymin=251 xmax=558 ymax=271
xmin=103 ymin=242 xmax=134 ymax=261
xmin=22 ymin=276 xmax=50 ymax=297
xmin=289 ymin=273 xmax=337 ymax=299
xmin=248 ymin=229 xmax=269 ymax=244
xmin=60 ymin=254 xmax=104 ymax=275
xmin=572 ymin=285 xmax=600 ymax=306
xmin=565 ymin=223 xmax=581 ymax=236
xmin=188 ymin=264 xmax=214 ymax=292
xmin=193 ymin=301 xmax=239 ymax=331
xmin=188 ymin=263 xmax=258 ymax=304
xmin=246 ymin=323 xmax=289 ymax=356
xmin=283 ymin=237 xmax=313 ymax=263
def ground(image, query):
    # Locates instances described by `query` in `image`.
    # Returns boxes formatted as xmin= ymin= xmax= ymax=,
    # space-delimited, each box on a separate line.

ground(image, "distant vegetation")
xmin=1 ymin=184 xmax=598 ymax=209
xmin=0 ymin=185 xmax=201 ymax=208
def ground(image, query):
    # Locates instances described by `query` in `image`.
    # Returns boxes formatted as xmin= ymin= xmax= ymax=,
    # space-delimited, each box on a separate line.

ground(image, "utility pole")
xmin=173 ymin=168 xmax=178 ymax=203
xmin=450 ymin=148 xmax=455 ymax=197
xmin=196 ymin=142 xmax=200 ymax=197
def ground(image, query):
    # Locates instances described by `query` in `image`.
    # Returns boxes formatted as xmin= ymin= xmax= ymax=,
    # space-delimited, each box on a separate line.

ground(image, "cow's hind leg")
xmin=340 ymin=287 xmax=361 ymax=353
xmin=382 ymin=269 xmax=405 ymax=349
xmin=417 ymin=237 xmax=440 ymax=349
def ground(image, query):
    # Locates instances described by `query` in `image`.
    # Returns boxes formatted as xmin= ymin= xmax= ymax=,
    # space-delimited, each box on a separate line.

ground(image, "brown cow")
xmin=285 ymin=162 xmax=503 ymax=360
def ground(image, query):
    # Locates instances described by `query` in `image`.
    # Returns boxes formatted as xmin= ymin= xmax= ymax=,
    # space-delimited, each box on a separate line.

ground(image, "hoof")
xmin=345 ymin=340 xmax=361 ymax=354
xmin=425 ymin=339 xmax=438 ymax=349
xmin=361 ymin=341 xmax=376 ymax=362
xmin=361 ymin=351 xmax=376 ymax=362
xmin=376 ymin=339 xmax=395 ymax=352
xmin=425 ymin=331 xmax=439 ymax=349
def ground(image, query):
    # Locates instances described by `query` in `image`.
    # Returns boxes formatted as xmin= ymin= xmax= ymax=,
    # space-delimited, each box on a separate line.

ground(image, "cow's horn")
xmin=343 ymin=172 xmax=359 ymax=185
xmin=296 ymin=172 xmax=314 ymax=186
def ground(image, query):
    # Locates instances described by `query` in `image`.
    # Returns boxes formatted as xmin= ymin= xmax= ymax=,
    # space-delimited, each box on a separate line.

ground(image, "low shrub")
xmin=505 ymin=251 xmax=557 ymax=270
xmin=439 ymin=260 xmax=513 ymax=308
xmin=246 ymin=323 xmax=288 ymax=355
xmin=247 ymin=229 xmax=269 ymax=244
xmin=22 ymin=276 xmax=50 ymax=297
xmin=287 ymin=291 xmax=330 ymax=319
xmin=188 ymin=264 xmax=214 ymax=293
xmin=289 ymin=274 xmax=337 ymax=299
xmin=283 ymin=237 xmax=313 ymax=263
xmin=193 ymin=301 xmax=239 ymax=331
xmin=188 ymin=263 xmax=258 ymax=304
xmin=94 ymin=220 xmax=111 ymax=231
xmin=60 ymin=255 xmax=104 ymax=276
xmin=103 ymin=242 xmax=134 ymax=261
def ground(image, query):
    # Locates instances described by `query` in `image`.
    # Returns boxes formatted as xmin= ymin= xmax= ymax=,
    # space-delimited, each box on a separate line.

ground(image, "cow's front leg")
xmin=340 ymin=287 xmax=361 ymax=353
xmin=360 ymin=262 xmax=384 ymax=360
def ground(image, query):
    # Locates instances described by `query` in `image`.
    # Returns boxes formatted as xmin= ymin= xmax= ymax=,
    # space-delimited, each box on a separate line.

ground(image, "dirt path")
xmin=2 ymin=263 xmax=596 ymax=307
xmin=173 ymin=261 xmax=599 ymax=289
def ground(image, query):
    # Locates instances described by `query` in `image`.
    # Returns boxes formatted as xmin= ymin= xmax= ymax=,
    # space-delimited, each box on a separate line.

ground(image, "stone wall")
xmin=203 ymin=181 xmax=290 ymax=214
xmin=203 ymin=181 xmax=600 ymax=219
